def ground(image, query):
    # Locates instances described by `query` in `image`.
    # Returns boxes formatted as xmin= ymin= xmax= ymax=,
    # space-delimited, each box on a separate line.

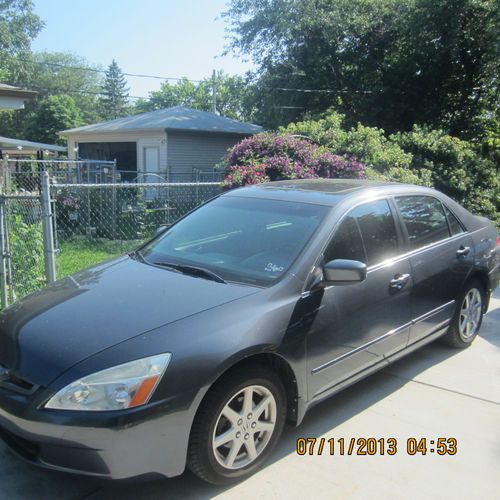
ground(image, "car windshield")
xmin=141 ymin=196 xmax=329 ymax=286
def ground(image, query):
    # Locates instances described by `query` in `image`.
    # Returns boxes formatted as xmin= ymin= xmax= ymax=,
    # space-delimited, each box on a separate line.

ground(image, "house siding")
xmin=167 ymin=132 xmax=244 ymax=180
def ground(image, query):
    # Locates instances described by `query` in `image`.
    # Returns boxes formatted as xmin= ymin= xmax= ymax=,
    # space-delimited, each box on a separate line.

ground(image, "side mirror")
xmin=323 ymin=259 xmax=367 ymax=285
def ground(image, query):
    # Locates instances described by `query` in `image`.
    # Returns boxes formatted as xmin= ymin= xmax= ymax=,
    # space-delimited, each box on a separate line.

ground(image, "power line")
xmin=21 ymin=58 xmax=381 ymax=95
xmin=27 ymin=85 xmax=148 ymax=100
xmin=20 ymin=58 xmax=203 ymax=83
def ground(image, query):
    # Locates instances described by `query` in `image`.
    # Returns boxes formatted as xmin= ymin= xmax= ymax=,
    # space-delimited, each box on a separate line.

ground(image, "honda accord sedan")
xmin=0 ymin=179 xmax=498 ymax=484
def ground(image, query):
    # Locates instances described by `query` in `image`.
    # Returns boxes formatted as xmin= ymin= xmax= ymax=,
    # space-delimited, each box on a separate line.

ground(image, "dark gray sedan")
xmin=0 ymin=180 xmax=498 ymax=484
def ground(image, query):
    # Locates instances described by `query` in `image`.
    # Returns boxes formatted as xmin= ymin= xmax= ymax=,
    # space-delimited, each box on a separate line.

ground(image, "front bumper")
xmin=0 ymin=385 xmax=194 ymax=479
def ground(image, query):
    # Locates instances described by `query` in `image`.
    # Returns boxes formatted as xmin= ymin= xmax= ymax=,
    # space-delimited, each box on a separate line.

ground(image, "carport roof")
xmin=0 ymin=135 xmax=66 ymax=152
xmin=0 ymin=83 xmax=38 ymax=99
xmin=59 ymin=106 xmax=263 ymax=136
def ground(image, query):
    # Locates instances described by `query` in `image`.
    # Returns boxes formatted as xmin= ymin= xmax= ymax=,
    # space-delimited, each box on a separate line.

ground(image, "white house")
xmin=59 ymin=106 xmax=263 ymax=182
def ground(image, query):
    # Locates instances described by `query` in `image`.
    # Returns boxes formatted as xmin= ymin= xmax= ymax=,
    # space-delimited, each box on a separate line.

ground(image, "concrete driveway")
xmin=1 ymin=289 xmax=499 ymax=500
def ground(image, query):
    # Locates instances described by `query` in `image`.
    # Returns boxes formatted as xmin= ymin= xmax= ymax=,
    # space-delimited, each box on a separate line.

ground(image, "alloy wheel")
xmin=212 ymin=384 xmax=277 ymax=470
xmin=459 ymin=288 xmax=482 ymax=339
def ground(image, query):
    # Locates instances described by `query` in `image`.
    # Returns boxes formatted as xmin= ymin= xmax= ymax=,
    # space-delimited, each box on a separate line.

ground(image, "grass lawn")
xmin=58 ymin=238 xmax=143 ymax=278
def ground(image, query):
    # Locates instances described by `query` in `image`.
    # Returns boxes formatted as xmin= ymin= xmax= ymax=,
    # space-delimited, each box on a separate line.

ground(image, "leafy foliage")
xmin=9 ymin=213 xmax=44 ymax=298
xmin=25 ymin=95 xmax=82 ymax=144
xmin=281 ymin=110 xmax=413 ymax=171
xmin=392 ymin=126 xmax=499 ymax=224
xmin=134 ymin=71 xmax=253 ymax=120
xmin=0 ymin=0 xmax=43 ymax=83
xmin=284 ymin=110 xmax=498 ymax=224
xmin=223 ymin=0 xmax=499 ymax=137
xmin=222 ymin=132 xmax=366 ymax=188
xmin=0 ymin=52 xmax=105 ymax=141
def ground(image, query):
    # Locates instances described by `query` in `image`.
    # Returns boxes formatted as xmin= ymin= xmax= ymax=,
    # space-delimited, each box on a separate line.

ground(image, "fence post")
xmin=1 ymin=157 xmax=9 ymax=194
xmin=0 ymin=197 xmax=7 ymax=308
xmin=41 ymin=171 xmax=56 ymax=284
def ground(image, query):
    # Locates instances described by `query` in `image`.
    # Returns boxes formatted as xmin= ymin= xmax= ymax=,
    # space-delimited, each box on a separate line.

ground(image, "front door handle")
xmin=389 ymin=273 xmax=411 ymax=291
xmin=456 ymin=246 xmax=471 ymax=257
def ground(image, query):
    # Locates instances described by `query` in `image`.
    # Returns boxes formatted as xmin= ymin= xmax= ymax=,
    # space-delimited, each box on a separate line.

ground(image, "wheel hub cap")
xmin=459 ymin=288 xmax=482 ymax=339
xmin=212 ymin=384 xmax=277 ymax=470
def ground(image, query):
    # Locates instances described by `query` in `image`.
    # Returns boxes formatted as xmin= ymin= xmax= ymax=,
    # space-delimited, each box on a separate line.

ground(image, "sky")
xmin=31 ymin=0 xmax=254 ymax=98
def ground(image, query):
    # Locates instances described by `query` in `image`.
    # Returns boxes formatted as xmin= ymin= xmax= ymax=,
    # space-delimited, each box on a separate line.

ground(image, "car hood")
xmin=0 ymin=256 xmax=259 ymax=386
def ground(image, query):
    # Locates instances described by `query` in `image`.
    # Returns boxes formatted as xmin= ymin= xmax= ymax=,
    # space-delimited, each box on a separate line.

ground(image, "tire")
xmin=188 ymin=365 xmax=287 ymax=485
xmin=441 ymin=279 xmax=485 ymax=348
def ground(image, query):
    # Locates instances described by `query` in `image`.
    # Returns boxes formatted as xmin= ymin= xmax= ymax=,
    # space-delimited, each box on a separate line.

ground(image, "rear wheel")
xmin=188 ymin=365 xmax=286 ymax=485
xmin=442 ymin=280 xmax=485 ymax=348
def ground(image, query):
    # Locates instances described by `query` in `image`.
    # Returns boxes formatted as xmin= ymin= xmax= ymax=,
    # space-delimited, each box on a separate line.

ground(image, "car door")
xmin=306 ymin=199 xmax=413 ymax=400
xmin=394 ymin=195 xmax=474 ymax=345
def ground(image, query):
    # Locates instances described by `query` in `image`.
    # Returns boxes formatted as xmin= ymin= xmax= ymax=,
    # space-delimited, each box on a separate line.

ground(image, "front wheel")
xmin=442 ymin=280 xmax=485 ymax=348
xmin=188 ymin=365 xmax=286 ymax=485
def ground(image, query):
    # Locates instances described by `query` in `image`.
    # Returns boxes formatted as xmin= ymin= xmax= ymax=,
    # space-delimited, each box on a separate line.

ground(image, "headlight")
xmin=45 ymin=353 xmax=171 ymax=411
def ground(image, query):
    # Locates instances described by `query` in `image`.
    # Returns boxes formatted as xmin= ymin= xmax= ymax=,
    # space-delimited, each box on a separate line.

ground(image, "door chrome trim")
xmin=311 ymin=299 xmax=456 ymax=374
xmin=412 ymin=300 xmax=455 ymax=324
xmin=366 ymin=233 xmax=469 ymax=274
xmin=311 ymin=322 xmax=412 ymax=374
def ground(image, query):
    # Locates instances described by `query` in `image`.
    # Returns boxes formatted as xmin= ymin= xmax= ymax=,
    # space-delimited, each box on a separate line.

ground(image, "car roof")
xmin=222 ymin=179 xmax=435 ymax=207
xmin=221 ymin=179 xmax=483 ymax=232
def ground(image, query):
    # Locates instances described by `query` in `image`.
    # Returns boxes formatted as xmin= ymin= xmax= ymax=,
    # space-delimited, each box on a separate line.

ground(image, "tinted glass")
xmin=351 ymin=200 xmax=399 ymax=265
xmin=396 ymin=196 xmax=450 ymax=248
xmin=444 ymin=205 xmax=464 ymax=236
xmin=325 ymin=215 xmax=365 ymax=263
xmin=142 ymin=196 xmax=329 ymax=286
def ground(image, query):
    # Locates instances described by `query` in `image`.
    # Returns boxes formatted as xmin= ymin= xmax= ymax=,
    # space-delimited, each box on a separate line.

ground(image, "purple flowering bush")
xmin=222 ymin=133 xmax=365 ymax=188
xmin=56 ymin=190 xmax=81 ymax=210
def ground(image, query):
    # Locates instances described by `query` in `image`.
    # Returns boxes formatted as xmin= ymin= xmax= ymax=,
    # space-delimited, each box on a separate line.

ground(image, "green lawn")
xmin=58 ymin=238 xmax=143 ymax=278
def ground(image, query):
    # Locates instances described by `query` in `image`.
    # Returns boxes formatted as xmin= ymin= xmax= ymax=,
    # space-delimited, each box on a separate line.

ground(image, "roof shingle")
xmin=59 ymin=106 xmax=263 ymax=136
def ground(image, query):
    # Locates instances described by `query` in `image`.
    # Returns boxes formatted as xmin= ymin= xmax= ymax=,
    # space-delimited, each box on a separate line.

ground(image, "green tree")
xmin=28 ymin=52 xmax=104 ymax=123
xmin=0 ymin=52 xmax=104 ymax=139
xmin=25 ymin=95 xmax=82 ymax=145
xmin=134 ymin=71 xmax=254 ymax=121
xmin=0 ymin=0 xmax=44 ymax=83
xmin=223 ymin=0 xmax=499 ymax=136
xmin=0 ymin=0 xmax=44 ymax=138
xmin=100 ymin=60 xmax=129 ymax=120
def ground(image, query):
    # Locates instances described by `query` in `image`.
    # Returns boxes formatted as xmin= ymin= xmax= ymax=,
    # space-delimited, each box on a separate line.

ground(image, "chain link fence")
xmin=0 ymin=173 xmax=223 ymax=307
xmin=2 ymin=158 xmax=118 ymax=192
xmin=0 ymin=194 xmax=45 ymax=304
xmin=52 ymin=181 xmax=222 ymax=279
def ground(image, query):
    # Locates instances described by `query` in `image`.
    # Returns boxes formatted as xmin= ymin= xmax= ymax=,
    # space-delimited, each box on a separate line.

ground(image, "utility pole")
xmin=211 ymin=69 xmax=217 ymax=114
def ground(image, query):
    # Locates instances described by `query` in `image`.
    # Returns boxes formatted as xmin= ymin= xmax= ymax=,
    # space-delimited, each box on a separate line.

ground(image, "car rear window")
xmin=395 ymin=196 xmax=451 ymax=248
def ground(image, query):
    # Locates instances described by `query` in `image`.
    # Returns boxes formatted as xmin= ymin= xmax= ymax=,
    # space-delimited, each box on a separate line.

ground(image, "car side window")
xmin=395 ymin=196 xmax=450 ymax=248
xmin=325 ymin=199 xmax=398 ymax=267
xmin=350 ymin=200 xmax=399 ymax=266
xmin=324 ymin=215 xmax=366 ymax=263
xmin=443 ymin=205 xmax=465 ymax=236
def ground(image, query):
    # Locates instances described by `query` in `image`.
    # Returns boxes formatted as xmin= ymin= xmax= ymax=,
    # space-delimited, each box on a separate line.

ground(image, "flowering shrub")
xmin=222 ymin=132 xmax=366 ymax=188
xmin=57 ymin=192 xmax=81 ymax=210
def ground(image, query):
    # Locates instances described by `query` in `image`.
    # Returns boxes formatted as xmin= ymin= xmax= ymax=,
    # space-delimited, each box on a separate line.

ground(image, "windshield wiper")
xmin=152 ymin=262 xmax=226 ymax=284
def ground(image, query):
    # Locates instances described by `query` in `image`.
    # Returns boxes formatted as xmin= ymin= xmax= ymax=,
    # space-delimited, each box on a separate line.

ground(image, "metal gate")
xmin=0 ymin=172 xmax=55 ymax=308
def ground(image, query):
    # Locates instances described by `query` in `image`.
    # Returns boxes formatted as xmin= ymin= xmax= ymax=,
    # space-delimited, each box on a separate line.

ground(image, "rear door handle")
xmin=389 ymin=273 xmax=411 ymax=290
xmin=456 ymin=246 xmax=471 ymax=257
